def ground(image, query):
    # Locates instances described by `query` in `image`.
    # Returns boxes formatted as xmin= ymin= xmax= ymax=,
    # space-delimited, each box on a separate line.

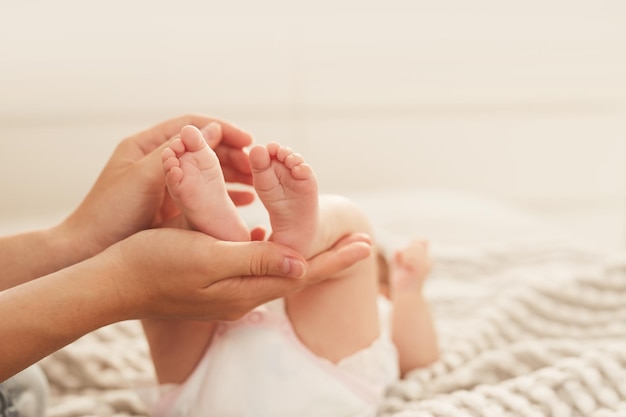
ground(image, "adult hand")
xmin=109 ymin=228 xmax=373 ymax=321
xmin=0 ymin=227 xmax=371 ymax=381
xmin=58 ymin=114 xmax=254 ymax=261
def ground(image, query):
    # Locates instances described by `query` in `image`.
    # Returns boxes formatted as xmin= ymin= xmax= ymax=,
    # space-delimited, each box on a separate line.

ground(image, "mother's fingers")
xmin=128 ymin=114 xmax=253 ymax=157
xmin=216 ymin=145 xmax=253 ymax=185
xmin=184 ymin=233 xmax=372 ymax=320
xmin=210 ymin=233 xmax=374 ymax=315
xmin=202 ymin=233 xmax=372 ymax=290
xmin=203 ymin=240 xmax=308 ymax=281
xmin=304 ymin=233 xmax=373 ymax=285
xmin=228 ymin=189 xmax=256 ymax=207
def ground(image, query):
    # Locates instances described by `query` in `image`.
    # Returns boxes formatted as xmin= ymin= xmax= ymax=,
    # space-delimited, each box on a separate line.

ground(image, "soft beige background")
xmin=0 ymin=0 xmax=625 ymax=248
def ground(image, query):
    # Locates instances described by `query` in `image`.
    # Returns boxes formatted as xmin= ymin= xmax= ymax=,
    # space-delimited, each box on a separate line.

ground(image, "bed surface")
xmin=16 ymin=188 xmax=626 ymax=416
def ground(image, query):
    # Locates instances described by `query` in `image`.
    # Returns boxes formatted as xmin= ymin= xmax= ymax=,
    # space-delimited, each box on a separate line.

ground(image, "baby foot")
xmin=249 ymin=142 xmax=319 ymax=257
xmin=389 ymin=240 xmax=431 ymax=291
xmin=162 ymin=124 xmax=249 ymax=242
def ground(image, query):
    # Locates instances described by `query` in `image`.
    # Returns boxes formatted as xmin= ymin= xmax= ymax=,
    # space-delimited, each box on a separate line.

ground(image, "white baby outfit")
xmin=151 ymin=297 xmax=398 ymax=417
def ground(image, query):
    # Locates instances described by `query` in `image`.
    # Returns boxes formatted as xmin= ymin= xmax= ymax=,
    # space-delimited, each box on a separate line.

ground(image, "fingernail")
xmin=200 ymin=122 xmax=220 ymax=141
xmin=283 ymin=257 xmax=306 ymax=279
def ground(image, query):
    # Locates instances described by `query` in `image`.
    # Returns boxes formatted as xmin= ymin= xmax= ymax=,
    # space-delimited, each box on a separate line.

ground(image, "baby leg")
xmin=162 ymin=124 xmax=249 ymax=241
xmin=389 ymin=241 xmax=439 ymax=376
xmin=250 ymin=143 xmax=380 ymax=362
xmin=145 ymin=124 xmax=249 ymax=385
xmin=249 ymin=142 xmax=319 ymax=257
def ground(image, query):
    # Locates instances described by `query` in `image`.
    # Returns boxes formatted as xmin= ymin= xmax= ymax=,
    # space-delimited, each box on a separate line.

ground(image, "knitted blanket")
xmin=40 ymin=240 xmax=626 ymax=417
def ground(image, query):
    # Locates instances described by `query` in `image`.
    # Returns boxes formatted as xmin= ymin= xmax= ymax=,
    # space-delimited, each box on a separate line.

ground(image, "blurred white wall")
xmin=0 ymin=0 xmax=625 ymax=246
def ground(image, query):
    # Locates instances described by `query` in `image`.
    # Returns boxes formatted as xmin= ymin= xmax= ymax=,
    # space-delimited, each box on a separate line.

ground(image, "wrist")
xmin=391 ymin=284 xmax=426 ymax=301
xmin=81 ymin=247 xmax=140 ymax=323
xmin=51 ymin=216 xmax=102 ymax=264
xmin=94 ymin=240 xmax=149 ymax=321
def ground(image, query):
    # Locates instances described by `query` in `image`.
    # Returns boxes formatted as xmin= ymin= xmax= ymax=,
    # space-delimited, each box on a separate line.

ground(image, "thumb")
xmin=213 ymin=241 xmax=308 ymax=279
xmin=200 ymin=122 xmax=223 ymax=149
xmin=137 ymin=139 xmax=171 ymax=186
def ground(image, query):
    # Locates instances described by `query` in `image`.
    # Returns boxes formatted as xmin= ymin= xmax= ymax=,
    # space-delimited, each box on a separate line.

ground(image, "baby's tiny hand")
xmin=389 ymin=240 xmax=431 ymax=291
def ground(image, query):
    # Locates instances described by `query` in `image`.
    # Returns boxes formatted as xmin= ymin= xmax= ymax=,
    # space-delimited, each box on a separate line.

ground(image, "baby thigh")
xmin=285 ymin=195 xmax=381 ymax=363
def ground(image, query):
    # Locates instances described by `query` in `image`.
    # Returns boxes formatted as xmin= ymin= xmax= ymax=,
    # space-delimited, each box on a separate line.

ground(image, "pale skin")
xmin=251 ymin=144 xmax=439 ymax=370
xmin=161 ymin=124 xmax=250 ymax=241
xmin=0 ymin=115 xmax=371 ymax=382
xmin=384 ymin=241 xmax=440 ymax=376
xmin=146 ymin=129 xmax=438 ymax=385
xmin=143 ymin=124 xmax=251 ymax=381
xmin=250 ymin=144 xmax=381 ymax=363
xmin=0 ymin=114 xmax=255 ymax=292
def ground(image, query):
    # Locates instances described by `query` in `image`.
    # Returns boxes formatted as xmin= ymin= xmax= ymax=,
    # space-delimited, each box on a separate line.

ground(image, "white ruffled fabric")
xmin=151 ymin=298 xmax=399 ymax=417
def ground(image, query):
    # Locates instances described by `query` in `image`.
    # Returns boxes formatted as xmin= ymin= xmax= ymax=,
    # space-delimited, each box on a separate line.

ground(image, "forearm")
xmin=0 ymin=223 xmax=91 ymax=291
xmin=0 ymin=254 xmax=128 ymax=381
xmin=391 ymin=291 xmax=439 ymax=376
